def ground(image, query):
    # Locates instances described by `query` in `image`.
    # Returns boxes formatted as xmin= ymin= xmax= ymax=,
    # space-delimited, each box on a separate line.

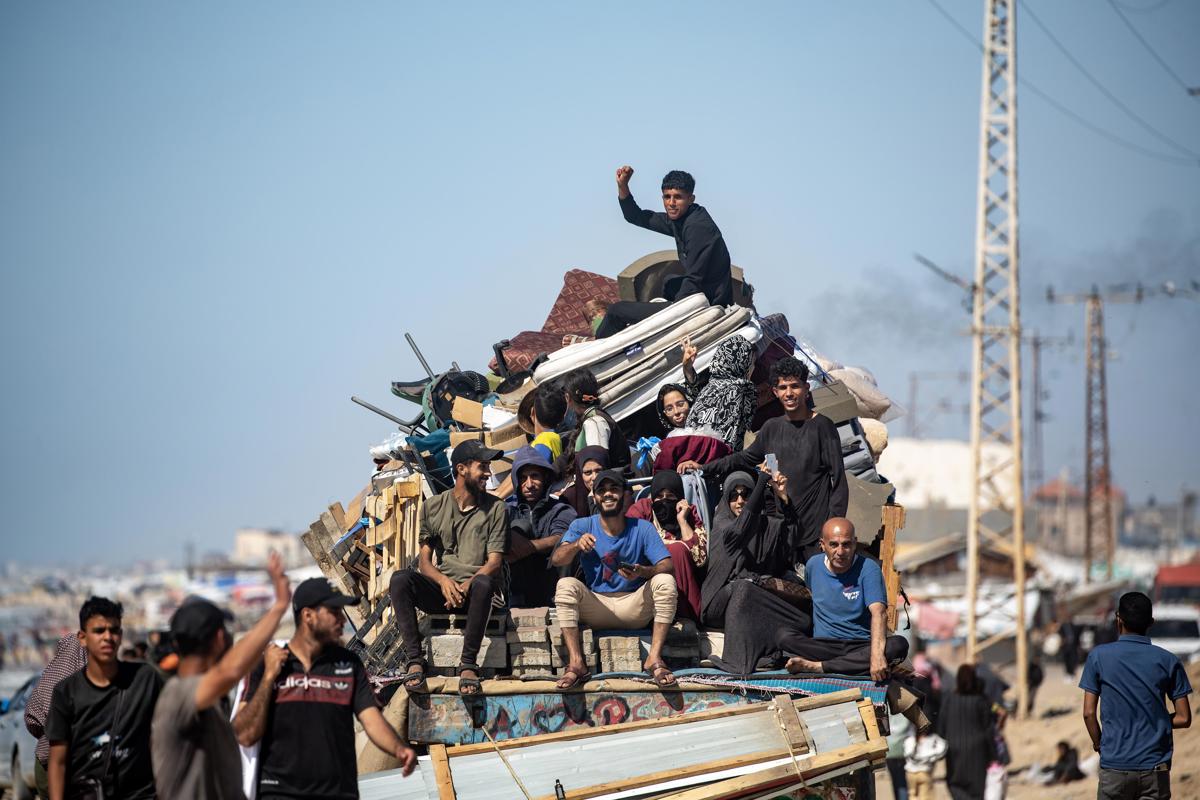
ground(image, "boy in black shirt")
xmin=47 ymin=596 xmax=163 ymax=800
xmin=233 ymin=578 xmax=416 ymax=799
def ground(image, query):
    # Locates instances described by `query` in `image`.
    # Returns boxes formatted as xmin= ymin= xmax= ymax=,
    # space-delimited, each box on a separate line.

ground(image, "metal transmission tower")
xmin=965 ymin=0 xmax=1026 ymax=726
xmin=1083 ymin=297 xmax=1113 ymax=583
xmin=1046 ymin=281 xmax=1194 ymax=581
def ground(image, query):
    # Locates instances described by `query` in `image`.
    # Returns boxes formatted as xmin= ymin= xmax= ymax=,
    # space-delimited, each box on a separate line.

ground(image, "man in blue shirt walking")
xmin=552 ymin=469 xmax=679 ymax=690
xmin=1081 ymin=591 xmax=1192 ymax=799
xmin=784 ymin=517 xmax=908 ymax=680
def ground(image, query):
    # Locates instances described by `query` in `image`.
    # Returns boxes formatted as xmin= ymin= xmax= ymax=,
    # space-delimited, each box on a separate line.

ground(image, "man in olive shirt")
xmin=389 ymin=440 xmax=507 ymax=695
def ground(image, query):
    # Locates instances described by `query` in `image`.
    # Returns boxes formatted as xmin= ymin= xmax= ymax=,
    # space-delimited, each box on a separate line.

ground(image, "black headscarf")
xmin=701 ymin=472 xmax=796 ymax=620
xmin=655 ymin=383 xmax=693 ymax=432
xmin=561 ymin=446 xmax=616 ymax=517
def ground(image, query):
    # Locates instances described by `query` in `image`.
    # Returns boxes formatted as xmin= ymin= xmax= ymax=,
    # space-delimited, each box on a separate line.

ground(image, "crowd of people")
xmin=386 ymin=349 xmax=899 ymax=694
xmin=16 ymin=168 xmax=1193 ymax=799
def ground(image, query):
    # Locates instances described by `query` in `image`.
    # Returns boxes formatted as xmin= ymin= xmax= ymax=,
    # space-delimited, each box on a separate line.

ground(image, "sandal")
xmin=458 ymin=664 xmax=483 ymax=697
xmin=646 ymin=660 xmax=678 ymax=688
xmin=402 ymin=659 xmax=428 ymax=693
xmin=555 ymin=664 xmax=592 ymax=691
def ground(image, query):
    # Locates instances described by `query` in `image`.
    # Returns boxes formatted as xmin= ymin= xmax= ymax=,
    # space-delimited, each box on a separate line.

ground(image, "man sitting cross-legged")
xmin=388 ymin=439 xmax=507 ymax=696
xmin=552 ymin=469 xmax=679 ymax=690
xmin=785 ymin=517 xmax=908 ymax=681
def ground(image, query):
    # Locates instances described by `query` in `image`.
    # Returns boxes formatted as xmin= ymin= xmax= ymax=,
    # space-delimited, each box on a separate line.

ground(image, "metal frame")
xmin=965 ymin=0 xmax=1027 ymax=715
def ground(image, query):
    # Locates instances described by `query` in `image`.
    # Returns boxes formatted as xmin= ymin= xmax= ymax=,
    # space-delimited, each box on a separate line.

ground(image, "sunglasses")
xmin=731 ymin=489 xmax=751 ymax=500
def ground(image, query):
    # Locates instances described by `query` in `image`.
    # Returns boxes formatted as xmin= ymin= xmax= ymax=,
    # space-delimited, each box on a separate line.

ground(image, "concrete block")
xmin=698 ymin=631 xmax=724 ymax=661
xmin=428 ymin=635 xmax=506 ymax=668
xmin=507 ymin=641 xmax=552 ymax=657
xmin=511 ymin=650 xmax=552 ymax=666
xmin=506 ymin=627 xmax=549 ymax=644
xmin=508 ymin=607 xmax=549 ymax=627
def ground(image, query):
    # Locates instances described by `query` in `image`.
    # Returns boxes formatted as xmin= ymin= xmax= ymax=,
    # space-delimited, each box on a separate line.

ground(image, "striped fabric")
xmin=24 ymin=633 xmax=88 ymax=764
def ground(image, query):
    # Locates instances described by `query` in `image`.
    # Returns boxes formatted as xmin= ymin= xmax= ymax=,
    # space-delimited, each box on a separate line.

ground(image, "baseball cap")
xmin=592 ymin=468 xmax=626 ymax=493
xmin=170 ymin=598 xmax=234 ymax=652
xmin=292 ymin=577 xmax=362 ymax=614
xmin=451 ymin=439 xmax=504 ymax=469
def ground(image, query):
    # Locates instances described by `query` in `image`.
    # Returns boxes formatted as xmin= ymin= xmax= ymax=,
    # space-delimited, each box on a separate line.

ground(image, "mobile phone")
xmin=619 ymin=562 xmax=638 ymax=571
xmin=765 ymin=453 xmax=779 ymax=476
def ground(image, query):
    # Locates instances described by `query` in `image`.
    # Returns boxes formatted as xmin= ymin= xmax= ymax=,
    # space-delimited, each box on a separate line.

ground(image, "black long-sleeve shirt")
xmin=702 ymin=414 xmax=848 ymax=551
xmin=619 ymin=194 xmax=733 ymax=306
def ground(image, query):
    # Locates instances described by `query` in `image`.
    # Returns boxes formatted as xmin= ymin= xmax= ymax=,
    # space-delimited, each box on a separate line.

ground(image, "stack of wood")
xmin=300 ymin=472 xmax=426 ymax=673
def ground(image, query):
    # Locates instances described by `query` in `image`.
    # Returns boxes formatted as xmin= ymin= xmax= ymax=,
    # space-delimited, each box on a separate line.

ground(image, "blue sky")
xmin=2 ymin=1 xmax=1197 ymax=565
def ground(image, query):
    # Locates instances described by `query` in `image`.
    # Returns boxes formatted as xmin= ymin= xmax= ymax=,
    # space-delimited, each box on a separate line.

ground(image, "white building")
xmin=232 ymin=527 xmax=306 ymax=568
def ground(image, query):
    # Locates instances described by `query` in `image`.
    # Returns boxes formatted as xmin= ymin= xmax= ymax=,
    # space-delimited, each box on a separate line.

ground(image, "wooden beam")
xmin=431 ymin=744 xmax=456 ymax=800
xmin=654 ymin=739 xmax=886 ymax=800
xmin=531 ymin=749 xmax=788 ymax=800
xmin=880 ymin=503 xmax=906 ymax=632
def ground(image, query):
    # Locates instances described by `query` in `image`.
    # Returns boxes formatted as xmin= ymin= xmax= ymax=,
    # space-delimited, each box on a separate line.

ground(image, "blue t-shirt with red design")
xmin=561 ymin=515 xmax=671 ymax=593
xmin=806 ymin=553 xmax=887 ymax=640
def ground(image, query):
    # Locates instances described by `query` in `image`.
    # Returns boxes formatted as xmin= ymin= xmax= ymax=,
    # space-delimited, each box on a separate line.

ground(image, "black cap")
xmin=592 ymin=468 xmax=626 ymax=493
xmin=170 ymin=598 xmax=234 ymax=650
xmin=451 ymin=439 xmax=504 ymax=469
xmin=292 ymin=577 xmax=361 ymax=614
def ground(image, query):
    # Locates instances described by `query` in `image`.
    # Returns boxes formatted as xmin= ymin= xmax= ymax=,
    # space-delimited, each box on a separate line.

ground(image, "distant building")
xmin=1031 ymin=478 xmax=1124 ymax=558
xmin=233 ymin=527 xmax=305 ymax=568
xmin=877 ymin=438 xmax=1015 ymax=543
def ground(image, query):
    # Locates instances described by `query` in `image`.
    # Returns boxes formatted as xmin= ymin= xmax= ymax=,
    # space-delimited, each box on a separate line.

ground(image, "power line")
xmin=1017 ymin=0 xmax=1200 ymax=160
xmin=922 ymin=0 xmax=1199 ymax=167
xmin=1114 ymin=0 xmax=1171 ymax=13
xmin=1105 ymin=0 xmax=1197 ymax=97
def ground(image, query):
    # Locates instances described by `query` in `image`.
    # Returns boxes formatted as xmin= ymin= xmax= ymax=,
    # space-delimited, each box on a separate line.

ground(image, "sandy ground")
xmin=875 ymin=660 xmax=1200 ymax=799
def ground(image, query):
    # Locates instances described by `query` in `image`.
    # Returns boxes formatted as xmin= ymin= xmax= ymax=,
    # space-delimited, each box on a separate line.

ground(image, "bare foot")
xmin=785 ymin=656 xmax=823 ymax=674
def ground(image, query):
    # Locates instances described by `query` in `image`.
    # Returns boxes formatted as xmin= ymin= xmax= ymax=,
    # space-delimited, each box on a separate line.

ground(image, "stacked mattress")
xmin=527 ymin=294 xmax=758 ymax=423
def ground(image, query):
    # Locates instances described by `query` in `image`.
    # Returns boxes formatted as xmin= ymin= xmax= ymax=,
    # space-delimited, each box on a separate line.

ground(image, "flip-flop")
xmin=402 ymin=660 xmax=428 ymax=693
xmin=646 ymin=660 xmax=678 ymax=688
xmin=458 ymin=665 xmax=483 ymax=697
xmin=555 ymin=665 xmax=592 ymax=691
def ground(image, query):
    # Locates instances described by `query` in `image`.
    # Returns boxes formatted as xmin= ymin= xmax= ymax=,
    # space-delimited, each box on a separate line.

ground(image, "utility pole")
xmin=965 ymin=0 xmax=1027 ymax=717
xmin=1025 ymin=331 xmax=1073 ymax=497
xmin=1047 ymin=281 xmax=1192 ymax=582
xmin=906 ymin=371 xmax=970 ymax=438
xmin=1084 ymin=295 xmax=1112 ymax=583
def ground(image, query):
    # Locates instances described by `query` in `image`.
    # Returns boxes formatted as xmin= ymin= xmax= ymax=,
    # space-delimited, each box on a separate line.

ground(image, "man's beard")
xmin=599 ymin=503 xmax=624 ymax=519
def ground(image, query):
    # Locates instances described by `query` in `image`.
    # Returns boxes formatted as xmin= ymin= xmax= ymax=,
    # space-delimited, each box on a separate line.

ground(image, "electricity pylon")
xmin=1046 ymin=281 xmax=1194 ymax=581
xmin=965 ymin=0 xmax=1027 ymax=717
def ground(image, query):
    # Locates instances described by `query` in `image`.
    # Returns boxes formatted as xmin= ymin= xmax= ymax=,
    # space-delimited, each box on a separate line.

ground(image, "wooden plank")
xmin=881 ymin=503 xmax=906 ymax=632
xmin=770 ymin=697 xmax=810 ymax=752
xmin=443 ymin=690 xmax=863 ymax=757
xmin=857 ymin=698 xmax=881 ymax=742
xmin=530 ymin=749 xmax=788 ymax=800
xmin=654 ymin=739 xmax=887 ymax=800
xmin=430 ymin=744 xmax=456 ymax=800
xmin=328 ymin=502 xmax=347 ymax=534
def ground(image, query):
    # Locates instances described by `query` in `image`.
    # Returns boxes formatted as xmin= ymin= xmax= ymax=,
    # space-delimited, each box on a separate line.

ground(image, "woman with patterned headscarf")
xmin=684 ymin=335 xmax=757 ymax=451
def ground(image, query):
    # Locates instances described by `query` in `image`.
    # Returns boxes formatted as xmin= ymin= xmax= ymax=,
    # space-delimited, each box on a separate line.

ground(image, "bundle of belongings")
xmin=302 ymin=252 xmax=926 ymax=747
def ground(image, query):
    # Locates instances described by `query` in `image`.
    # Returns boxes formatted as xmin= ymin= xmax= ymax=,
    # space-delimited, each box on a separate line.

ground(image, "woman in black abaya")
xmin=703 ymin=470 xmax=813 ymax=674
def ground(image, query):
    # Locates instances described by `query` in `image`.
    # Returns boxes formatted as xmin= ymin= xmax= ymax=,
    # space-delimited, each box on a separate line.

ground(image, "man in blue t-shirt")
xmin=783 ymin=517 xmax=908 ymax=680
xmin=552 ymin=469 xmax=678 ymax=689
xmin=1081 ymin=592 xmax=1192 ymax=799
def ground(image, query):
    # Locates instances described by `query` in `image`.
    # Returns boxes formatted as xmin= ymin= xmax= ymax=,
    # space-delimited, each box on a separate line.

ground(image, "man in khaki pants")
xmin=552 ymin=469 xmax=678 ymax=689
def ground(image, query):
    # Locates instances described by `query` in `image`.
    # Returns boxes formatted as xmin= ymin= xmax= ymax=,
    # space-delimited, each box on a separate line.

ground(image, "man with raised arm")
xmin=152 ymin=552 xmax=296 ymax=799
xmin=596 ymin=166 xmax=734 ymax=337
